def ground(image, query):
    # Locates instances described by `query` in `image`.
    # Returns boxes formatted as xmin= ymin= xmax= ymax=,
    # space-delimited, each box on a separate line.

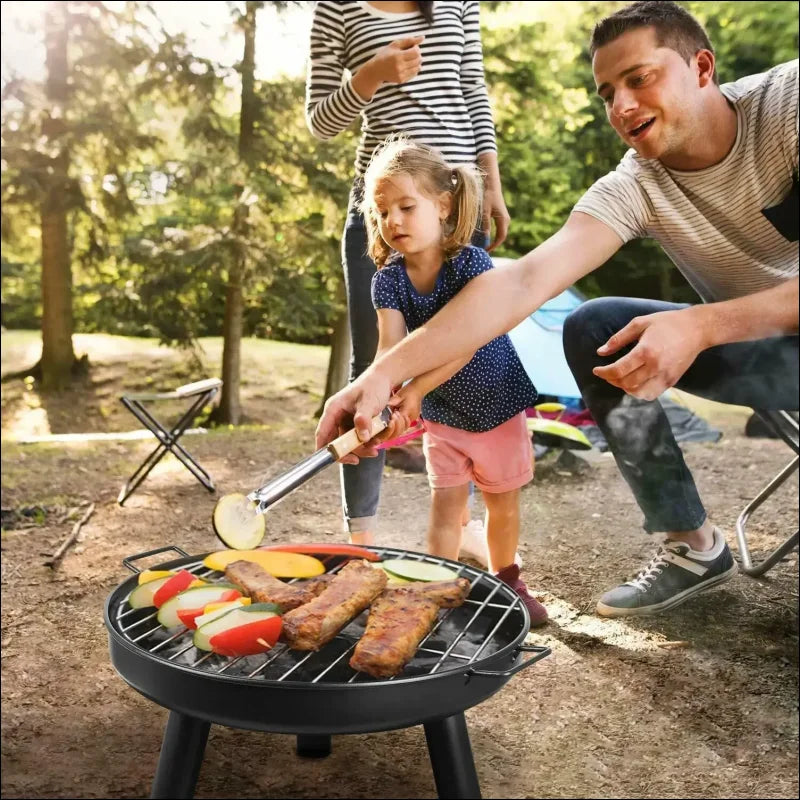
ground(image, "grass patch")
xmin=1 ymin=330 xmax=330 ymax=440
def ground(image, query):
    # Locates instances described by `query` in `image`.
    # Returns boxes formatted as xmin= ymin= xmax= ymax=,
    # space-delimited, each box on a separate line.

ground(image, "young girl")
xmin=361 ymin=137 xmax=548 ymax=626
xmin=305 ymin=1 xmax=511 ymax=551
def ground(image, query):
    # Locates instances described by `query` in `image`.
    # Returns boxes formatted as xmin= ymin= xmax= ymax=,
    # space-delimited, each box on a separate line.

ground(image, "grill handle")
xmin=466 ymin=643 xmax=551 ymax=679
xmin=122 ymin=545 xmax=191 ymax=574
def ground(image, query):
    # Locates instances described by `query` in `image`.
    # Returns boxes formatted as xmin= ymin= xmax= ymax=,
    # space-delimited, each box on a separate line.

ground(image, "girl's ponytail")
xmin=442 ymin=164 xmax=482 ymax=260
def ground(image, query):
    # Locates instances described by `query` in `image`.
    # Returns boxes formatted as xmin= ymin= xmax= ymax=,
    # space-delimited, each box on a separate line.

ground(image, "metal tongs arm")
xmin=247 ymin=407 xmax=392 ymax=514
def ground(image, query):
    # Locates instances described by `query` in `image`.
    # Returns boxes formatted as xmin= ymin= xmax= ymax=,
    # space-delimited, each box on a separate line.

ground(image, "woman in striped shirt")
xmin=305 ymin=1 xmax=510 ymax=549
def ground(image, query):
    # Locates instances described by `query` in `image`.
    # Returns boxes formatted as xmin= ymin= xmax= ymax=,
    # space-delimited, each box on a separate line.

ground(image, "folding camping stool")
xmin=118 ymin=378 xmax=222 ymax=505
xmin=735 ymin=410 xmax=799 ymax=576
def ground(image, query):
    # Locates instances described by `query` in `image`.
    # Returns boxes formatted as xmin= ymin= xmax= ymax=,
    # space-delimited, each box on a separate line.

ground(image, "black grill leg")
xmin=150 ymin=711 xmax=210 ymax=799
xmin=296 ymin=734 xmax=332 ymax=758
xmin=424 ymin=713 xmax=481 ymax=799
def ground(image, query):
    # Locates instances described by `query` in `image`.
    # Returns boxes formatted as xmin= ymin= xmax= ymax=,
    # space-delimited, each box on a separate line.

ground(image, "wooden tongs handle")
xmin=327 ymin=407 xmax=392 ymax=460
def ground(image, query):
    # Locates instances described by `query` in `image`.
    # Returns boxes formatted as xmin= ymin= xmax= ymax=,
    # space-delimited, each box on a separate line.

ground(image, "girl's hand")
xmin=368 ymin=36 xmax=424 ymax=86
xmin=336 ymin=408 xmax=409 ymax=465
xmin=388 ymin=386 xmax=422 ymax=428
xmin=482 ymin=186 xmax=511 ymax=252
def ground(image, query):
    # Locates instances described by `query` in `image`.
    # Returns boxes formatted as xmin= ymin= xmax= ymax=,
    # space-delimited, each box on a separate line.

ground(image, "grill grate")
xmin=112 ymin=547 xmax=526 ymax=685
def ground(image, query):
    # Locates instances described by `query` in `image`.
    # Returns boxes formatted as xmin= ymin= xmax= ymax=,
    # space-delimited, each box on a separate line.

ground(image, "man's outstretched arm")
xmin=316 ymin=212 xmax=623 ymax=447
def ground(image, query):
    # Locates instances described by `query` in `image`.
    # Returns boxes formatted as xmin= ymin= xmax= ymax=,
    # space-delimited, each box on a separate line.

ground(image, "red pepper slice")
xmin=153 ymin=570 xmax=195 ymax=608
xmin=177 ymin=607 xmax=206 ymax=630
xmin=209 ymin=616 xmax=283 ymax=656
xmin=256 ymin=543 xmax=380 ymax=562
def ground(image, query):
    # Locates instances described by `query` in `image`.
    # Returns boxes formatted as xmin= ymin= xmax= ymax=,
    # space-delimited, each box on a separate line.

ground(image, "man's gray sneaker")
xmin=596 ymin=529 xmax=738 ymax=617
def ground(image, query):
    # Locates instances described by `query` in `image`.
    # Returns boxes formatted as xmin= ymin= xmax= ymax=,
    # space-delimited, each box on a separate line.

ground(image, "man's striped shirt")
xmin=573 ymin=60 xmax=799 ymax=302
xmin=305 ymin=1 xmax=497 ymax=177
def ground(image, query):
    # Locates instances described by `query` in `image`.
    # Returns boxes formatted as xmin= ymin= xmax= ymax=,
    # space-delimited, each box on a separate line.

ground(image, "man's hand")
xmin=315 ymin=369 xmax=395 ymax=464
xmin=592 ymin=308 xmax=707 ymax=400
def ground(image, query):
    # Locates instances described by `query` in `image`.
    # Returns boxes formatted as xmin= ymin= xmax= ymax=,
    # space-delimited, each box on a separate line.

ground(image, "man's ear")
xmin=695 ymin=48 xmax=716 ymax=88
xmin=438 ymin=191 xmax=453 ymax=221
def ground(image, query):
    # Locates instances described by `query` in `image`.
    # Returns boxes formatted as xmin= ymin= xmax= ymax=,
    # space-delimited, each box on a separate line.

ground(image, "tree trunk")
xmin=216 ymin=261 xmax=244 ymax=424
xmin=40 ymin=1 xmax=76 ymax=390
xmin=213 ymin=1 xmax=257 ymax=424
xmin=317 ymin=298 xmax=351 ymax=417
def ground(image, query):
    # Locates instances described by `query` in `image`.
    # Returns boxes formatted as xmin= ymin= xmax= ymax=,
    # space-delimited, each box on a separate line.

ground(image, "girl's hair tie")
xmin=451 ymin=171 xmax=458 ymax=186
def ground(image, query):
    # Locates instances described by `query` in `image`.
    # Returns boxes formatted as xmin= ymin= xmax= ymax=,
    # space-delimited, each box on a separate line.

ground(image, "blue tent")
xmin=492 ymin=257 xmax=584 ymax=400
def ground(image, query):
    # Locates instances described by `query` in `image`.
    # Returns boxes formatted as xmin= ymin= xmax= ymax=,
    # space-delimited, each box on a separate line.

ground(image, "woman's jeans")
xmin=340 ymin=197 xmax=489 ymax=533
xmin=563 ymin=296 xmax=799 ymax=534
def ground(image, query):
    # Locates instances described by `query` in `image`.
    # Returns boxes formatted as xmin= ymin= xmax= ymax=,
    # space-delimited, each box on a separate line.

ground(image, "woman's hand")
xmin=482 ymin=185 xmax=511 ymax=252
xmin=353 ymin=36 xmax=424 ymax=100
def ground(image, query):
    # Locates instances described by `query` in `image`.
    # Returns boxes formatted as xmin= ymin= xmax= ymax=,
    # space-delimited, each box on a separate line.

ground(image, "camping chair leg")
xmin=735 ymin=455 xmax=800 ymax=577
xmin=130 ymin=392 xmax=216 ymax=489
xmin=118 ymin=390 xmax=217 ymax=505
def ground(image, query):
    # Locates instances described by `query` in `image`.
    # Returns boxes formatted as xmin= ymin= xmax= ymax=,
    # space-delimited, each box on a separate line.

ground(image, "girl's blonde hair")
xmin=359 ymin=135 xmax=483 ymax=267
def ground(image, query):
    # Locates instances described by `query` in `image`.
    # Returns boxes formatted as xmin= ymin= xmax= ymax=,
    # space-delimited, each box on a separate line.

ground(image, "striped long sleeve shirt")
xmin=305 ymin=1 xmax=497 ymax=177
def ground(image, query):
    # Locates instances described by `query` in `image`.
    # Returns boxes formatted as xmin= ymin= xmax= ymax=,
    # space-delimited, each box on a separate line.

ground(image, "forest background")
xmin=2 ymin=0 xmax=798 ymax=420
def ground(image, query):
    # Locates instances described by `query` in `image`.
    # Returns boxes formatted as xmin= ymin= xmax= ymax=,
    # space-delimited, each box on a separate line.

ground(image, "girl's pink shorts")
xmin=422 ymin=412 xmax=533 ymax=493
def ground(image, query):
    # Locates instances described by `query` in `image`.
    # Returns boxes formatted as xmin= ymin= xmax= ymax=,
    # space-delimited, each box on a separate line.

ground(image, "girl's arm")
xmin=388 ymin=353 xmax=474 ymax=426
xmin=404 ymin=354 xmax=474 ymax=398
xmin=375 ymin=307 xmax=408 ymax=362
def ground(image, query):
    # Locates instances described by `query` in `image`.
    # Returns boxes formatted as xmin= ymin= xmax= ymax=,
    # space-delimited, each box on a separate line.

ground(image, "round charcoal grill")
xmin=105 ymin=544 xmax=550 ymax=799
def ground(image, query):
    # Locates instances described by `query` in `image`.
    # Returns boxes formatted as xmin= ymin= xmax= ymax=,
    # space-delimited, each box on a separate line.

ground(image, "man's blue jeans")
xmin=340 ymin=194 xmax=489 ymax=533
xmin=563 ymin=297 xmax=799 ymax=534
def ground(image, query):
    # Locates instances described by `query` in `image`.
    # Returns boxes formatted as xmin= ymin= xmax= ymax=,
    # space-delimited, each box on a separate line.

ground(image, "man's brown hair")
xmin=590 ymin=1 xmax=718 ymax=84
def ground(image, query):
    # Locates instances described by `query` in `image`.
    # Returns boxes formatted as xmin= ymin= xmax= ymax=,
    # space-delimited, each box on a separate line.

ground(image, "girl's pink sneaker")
xmin=495 ymin=563 xmax=549 ymax=627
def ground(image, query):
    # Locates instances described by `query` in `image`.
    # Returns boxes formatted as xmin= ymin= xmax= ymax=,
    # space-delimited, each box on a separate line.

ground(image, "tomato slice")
xmin=257 ymin=543 xmax=380 ymax=562
xmin=209 ymin=616 xmax=283 ymax=656
xmin=153 ymin=570 xmax=196 ymax=608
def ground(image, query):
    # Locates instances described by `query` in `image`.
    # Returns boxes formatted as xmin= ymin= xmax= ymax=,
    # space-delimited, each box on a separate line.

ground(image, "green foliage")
xmin=483 ymin=0 xmax=798 ymax=303
xmin=1 ymin=1 xmax=797 ymax=337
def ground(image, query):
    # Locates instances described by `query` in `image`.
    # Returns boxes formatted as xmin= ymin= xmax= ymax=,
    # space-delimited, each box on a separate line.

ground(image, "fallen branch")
xmin=44 ymin=503 xmax=95 ymax=569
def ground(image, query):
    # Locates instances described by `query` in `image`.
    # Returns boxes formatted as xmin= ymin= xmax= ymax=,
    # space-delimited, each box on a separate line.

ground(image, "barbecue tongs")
xmin=246 ymin=407 xmax=392 ymax=515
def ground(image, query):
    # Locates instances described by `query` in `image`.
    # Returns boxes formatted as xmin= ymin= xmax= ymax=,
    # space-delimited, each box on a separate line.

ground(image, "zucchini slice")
xmin=212 ymin=493 xmax=266 ymax=550
xmin=381 ymin=559 xmax=459 ymax=583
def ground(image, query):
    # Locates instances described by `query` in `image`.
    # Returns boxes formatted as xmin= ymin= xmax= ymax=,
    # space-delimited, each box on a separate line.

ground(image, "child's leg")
xmin=481 ymin=488 xmax=521 ymax=573
xmin=460 ymin=484 xmax=473 ymax=527
xmin=483 ymin=487 xmax=548 ymax=627
xmin=428 ymin=484 xmax=471 ymax=561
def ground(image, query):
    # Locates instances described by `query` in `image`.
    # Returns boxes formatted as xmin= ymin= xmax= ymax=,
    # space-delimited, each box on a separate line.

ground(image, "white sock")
xmin=687 ymin=527 xmax=725 ymax=559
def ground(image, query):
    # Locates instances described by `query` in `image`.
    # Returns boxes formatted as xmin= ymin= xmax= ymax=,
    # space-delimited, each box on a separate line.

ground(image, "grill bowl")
xmin=105 ymin=545 xmax=545 ymax=734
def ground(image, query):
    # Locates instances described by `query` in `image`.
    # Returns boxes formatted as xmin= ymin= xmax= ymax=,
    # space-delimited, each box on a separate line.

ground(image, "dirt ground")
xmin=1 ymin=333 xmax=798 ymax=799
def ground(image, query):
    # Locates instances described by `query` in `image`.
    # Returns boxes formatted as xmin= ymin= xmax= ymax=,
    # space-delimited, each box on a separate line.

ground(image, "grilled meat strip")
xmin=282 ymin=560 xmax=387 ymax=650
xmin=398 ymin=577 xmax=471 ymax=607
xmin=349 ymin=589 xmax=440 ymax=678
xmin=349 ymin=578 xmax=472 ymax=678
xmin=225 ymin=560 xmax=333 ymax=611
